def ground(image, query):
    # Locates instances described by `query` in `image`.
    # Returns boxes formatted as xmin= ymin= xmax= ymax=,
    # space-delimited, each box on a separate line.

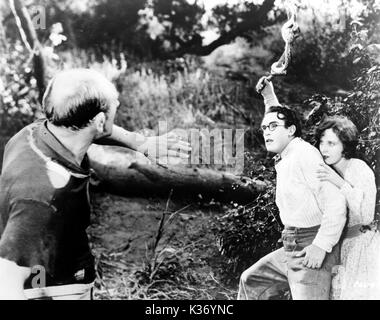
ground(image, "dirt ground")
xmin=88 ymin=191 xmax=238 ymax=300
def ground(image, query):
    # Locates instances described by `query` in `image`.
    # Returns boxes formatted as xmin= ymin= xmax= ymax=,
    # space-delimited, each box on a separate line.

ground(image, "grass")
xmin=89 ymin=192 xmax=237 ymax=300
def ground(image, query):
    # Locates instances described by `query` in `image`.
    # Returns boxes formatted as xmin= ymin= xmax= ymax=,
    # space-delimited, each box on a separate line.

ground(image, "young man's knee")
xmin=240 ymin=262 xmax=262 ymax=284
xmin=240 ymin=268 xmax=252 ymax=284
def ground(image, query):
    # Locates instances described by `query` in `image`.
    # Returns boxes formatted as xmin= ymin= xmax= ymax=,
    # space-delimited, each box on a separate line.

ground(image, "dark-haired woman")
xmin=315 ymin=116 xmax=380 ymax=300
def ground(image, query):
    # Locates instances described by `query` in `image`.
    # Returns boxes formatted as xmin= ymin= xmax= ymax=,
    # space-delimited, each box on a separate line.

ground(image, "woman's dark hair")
xmin=315 ymin=116 xmax=359 ymax=159
xmin=266 ymin=106 xmax=302 ymax=137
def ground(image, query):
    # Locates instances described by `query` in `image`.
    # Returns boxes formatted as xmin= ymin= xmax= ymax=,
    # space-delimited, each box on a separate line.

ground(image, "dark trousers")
xmin=237 ymin=225 xmax=340 ymax=300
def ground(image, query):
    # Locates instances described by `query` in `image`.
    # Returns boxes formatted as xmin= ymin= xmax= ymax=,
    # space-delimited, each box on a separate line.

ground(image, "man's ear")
xmin=93 ymin=112 xmax=106 ymax=134
xmin=288 ymin=124 xmax=296 ymax=137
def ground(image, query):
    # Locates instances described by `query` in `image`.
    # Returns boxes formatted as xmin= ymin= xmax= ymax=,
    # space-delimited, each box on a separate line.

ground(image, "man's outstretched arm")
xmin=95 ymin=125 xmax=191 ymax=161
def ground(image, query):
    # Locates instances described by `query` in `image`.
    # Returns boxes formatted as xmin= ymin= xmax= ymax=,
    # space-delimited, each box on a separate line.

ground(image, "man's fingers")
xmin=166 ymin=133 xmax=190 ymax=145
xmin=168 ymin=142 xmax=192 ymax=153
xmin=304 ymin=259 xmax=315 ymax=269
xmin=256 ymin=76 xmax=271 ymax=93
xmin=167 ymin=139 xmax=192 ymax=150
xmin=312 ymin=261 xmax=321 ymax=269
xmin=167 ymin=149 xmax=190 ymax=158
xmin=296 ymin=248 xmax=306 ymax=257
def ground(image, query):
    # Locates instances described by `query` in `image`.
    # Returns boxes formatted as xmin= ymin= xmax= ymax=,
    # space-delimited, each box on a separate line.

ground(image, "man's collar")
xmin=274 ymin=137 xmax=302 ymax=165
xmin=35 ymin=120 xmax=90 ymax=175
xmin=273 ymin=153 xmax=282 ymax=165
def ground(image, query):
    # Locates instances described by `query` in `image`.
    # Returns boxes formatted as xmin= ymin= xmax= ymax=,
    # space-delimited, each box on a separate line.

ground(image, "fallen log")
xmin=87 ymin=144 xmax=267 ymax=204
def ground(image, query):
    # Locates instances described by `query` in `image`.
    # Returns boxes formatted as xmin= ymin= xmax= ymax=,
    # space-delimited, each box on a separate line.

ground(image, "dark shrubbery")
xmin=303 ymin=17 xmax=380 ymax=184
xmin=211 ymin=152 xmax=282 ymax=282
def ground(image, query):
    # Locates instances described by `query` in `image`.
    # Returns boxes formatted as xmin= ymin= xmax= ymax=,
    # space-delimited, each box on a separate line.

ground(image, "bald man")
xmin=0 ymin=69 xmax=190 ymax=300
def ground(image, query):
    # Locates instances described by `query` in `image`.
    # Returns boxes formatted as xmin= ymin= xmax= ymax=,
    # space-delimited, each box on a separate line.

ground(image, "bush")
xmin=289 ymin=27 xmax=353 ymax=88
xmin=0 ymin=41 xmax=40 ymax=137
xmin=114 ymin=58 xmax=262 ymax=134
xmin=211 ymin=152 xmax=282 ymax=283
xmin=304 ymin=17 xmax=380 ymax=182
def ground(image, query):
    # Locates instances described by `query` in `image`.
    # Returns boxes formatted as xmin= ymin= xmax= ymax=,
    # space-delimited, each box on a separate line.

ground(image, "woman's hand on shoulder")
xmin=316 ymin=163 xmax=346 ymax=188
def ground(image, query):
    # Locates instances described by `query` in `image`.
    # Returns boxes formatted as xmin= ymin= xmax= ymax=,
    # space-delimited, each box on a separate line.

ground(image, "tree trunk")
xmin=88 ymin=145 xmax=267 ymax=204
xmin=0 ymin=10 xmax=7 ymax=130
xmin=0 ymin=10 xmax=7 ymax=54
xmin=9 ymin=0 xmax=46 ymax=103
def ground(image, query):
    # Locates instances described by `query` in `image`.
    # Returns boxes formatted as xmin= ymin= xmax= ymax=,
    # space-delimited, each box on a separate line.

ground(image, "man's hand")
xmin=296 ymin=244 xmax=326 ymax=269
xmin=316 ymin=163 xmax=345 ymax=188
xmin=256 ymin=76 xmax=281 ymax=111
xmin=140 ymin=131 xmax=191 ymax=165
xmin=256 ymin=76 xmax=274 ymax=97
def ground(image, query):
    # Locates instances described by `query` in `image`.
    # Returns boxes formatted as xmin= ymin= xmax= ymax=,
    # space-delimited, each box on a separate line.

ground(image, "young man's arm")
xmin=0 ymin=258 xmax=30 ymax=300
xmin=256 ymin=76 xmax=282 ymax=112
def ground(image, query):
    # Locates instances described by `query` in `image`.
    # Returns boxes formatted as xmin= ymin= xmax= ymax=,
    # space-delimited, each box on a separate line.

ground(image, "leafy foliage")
xmin=4 ymin=0 xmax=280 ymax=59
xmin=289 ymin=26 xmax=353 ymax=88
xmin=0 ymin=20 xmax=68 ymax=137
xmin=211 ymin=153 xmax=282 ymax=282
xmin=209 ymin=0 xmax=282 ymax=36
xmin=0 ymin=41 xmax=39 ymax=136
xmin=304 ymin=13 xmax=380 ymax=177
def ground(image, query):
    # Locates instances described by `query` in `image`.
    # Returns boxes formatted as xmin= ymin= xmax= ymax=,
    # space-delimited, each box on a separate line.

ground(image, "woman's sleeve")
xmin=340 ymin=160 xmax=377 ymax=224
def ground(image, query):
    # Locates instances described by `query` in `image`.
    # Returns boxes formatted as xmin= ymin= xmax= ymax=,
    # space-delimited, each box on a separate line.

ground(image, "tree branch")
xmin=164 ymin=0 xmax=275 ymax=58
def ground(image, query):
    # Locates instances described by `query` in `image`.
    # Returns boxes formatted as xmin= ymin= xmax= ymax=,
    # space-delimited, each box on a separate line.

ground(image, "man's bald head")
xmin=42 ymin=68 xmax=119 ymax=130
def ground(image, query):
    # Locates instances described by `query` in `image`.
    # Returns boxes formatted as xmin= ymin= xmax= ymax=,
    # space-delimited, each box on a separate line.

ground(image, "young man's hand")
xmin=256 ymin=76 xmax=281 ymax=110
xmin=256 ymin=76 xmax=274 ymax=97
xmin=296 ymin=244 xmax=326 ymax=269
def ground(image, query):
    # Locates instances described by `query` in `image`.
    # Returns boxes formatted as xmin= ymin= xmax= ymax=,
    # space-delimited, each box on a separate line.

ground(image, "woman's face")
xmin=319 ymin=128 xmax=345 ymax=165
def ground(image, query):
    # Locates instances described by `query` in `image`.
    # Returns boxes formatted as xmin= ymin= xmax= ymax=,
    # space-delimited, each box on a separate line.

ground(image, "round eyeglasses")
xmin=260 ymin=122 xmax=286 ymax=133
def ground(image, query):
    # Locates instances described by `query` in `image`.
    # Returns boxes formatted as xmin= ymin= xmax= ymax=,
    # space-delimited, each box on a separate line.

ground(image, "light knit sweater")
xmin=275 ymin=138 xmax=347 ymax=252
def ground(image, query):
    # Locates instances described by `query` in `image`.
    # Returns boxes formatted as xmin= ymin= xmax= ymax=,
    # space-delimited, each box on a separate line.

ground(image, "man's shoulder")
xmin=0 ymin=121 xmax=58 ymax=203
xmin=6 ymin=121 xmax=41 ymax=143
xmin=292 ymin=139 xmax=322 ymax=162
xmin=3 ymin=121 xmax=42 ymax=160
xmin=3 ymin=122 xmax=42 ymax=169
xmin=0 ymin=166 xmax=55 ymax=206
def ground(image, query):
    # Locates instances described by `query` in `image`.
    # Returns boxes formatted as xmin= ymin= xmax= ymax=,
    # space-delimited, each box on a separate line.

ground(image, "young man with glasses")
xmin=237 ymin=77 xmax=347 ymax=300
